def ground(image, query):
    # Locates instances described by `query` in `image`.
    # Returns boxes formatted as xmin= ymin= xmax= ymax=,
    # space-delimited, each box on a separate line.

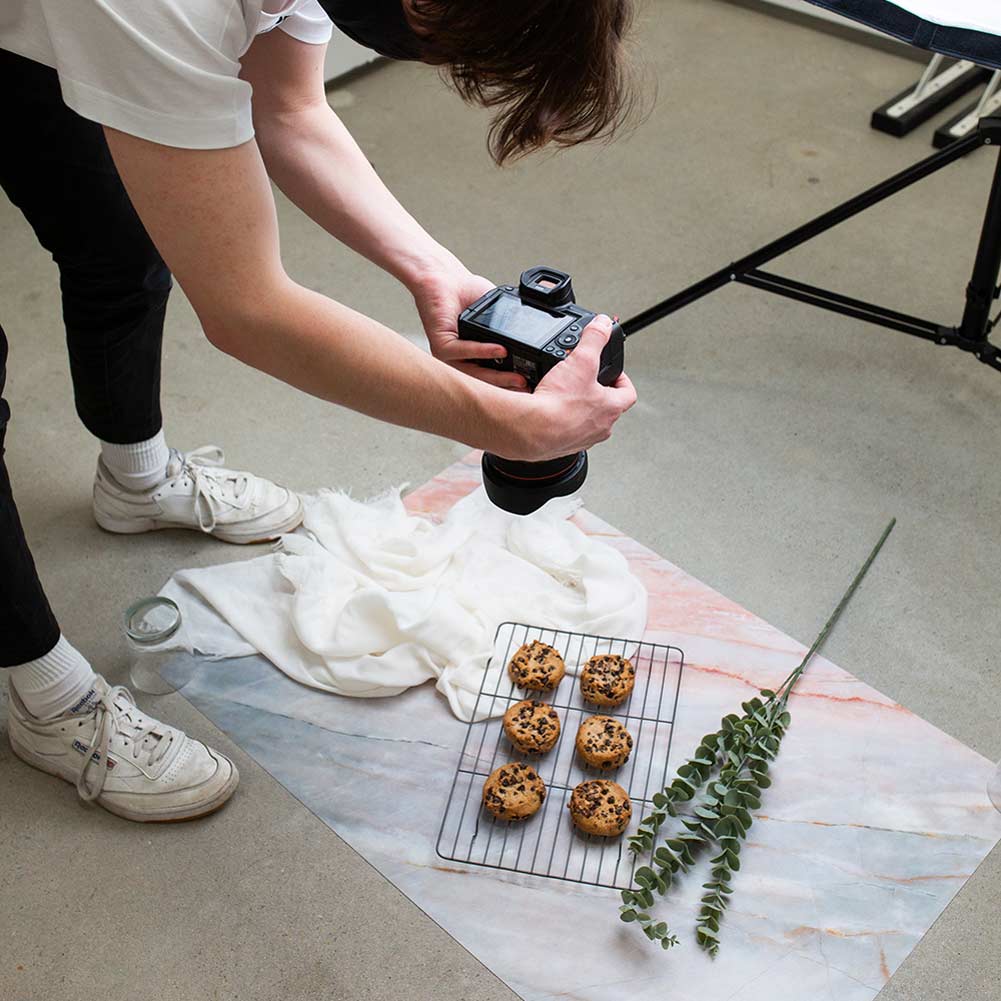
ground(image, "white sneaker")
xmin=7 ymin=677 xmax=239 ymax=823
xmin=93 ymin=445 xmax=304 ymax=544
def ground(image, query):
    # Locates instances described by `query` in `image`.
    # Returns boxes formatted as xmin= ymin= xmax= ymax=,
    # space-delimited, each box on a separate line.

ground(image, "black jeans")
xmin=0 ymin=49 xmax=172 ymax=666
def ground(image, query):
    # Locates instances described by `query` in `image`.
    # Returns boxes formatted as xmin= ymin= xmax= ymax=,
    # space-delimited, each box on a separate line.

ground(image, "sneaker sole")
xmin=9 ymin=734 xmax=240 ymax=823
xmin=104 ymin=761 xmax=240 ymax=824
xmin=93 ymin=496 xmax=305 ymax=545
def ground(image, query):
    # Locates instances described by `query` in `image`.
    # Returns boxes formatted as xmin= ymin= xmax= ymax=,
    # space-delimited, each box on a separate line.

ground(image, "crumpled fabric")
xmin=159 ymin=486 xmax=648 ymax=721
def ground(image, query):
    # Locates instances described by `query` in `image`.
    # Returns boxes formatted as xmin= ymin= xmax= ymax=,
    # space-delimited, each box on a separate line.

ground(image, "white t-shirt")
xmin=0 ymin=1 xmax=334 ymax=150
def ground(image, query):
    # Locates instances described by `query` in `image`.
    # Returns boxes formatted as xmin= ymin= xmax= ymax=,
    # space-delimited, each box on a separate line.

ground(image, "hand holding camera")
xmin=414 ymin=268 xmax=529 ymax=391
xmin=528 ymin=312 xmax=636 ymax=460
xmin=456 ymin=267 xmax=636 ymax=513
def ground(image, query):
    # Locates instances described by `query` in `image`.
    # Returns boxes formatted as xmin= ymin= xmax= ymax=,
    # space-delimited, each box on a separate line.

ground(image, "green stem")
xmin=777 ymin=518 xmax=896 ymax=707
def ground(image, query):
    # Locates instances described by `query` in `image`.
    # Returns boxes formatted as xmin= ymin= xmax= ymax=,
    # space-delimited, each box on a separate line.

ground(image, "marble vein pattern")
xmin=168 ymin=453 xmax=1001 ymax=1000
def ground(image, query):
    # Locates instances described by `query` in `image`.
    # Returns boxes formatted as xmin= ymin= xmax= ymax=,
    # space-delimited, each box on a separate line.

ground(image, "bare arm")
xmin=239 ymin=29 xmax=455 ymax=290
xmin=238 ymin=29 xmax=529 ymax=390
xmin=103 ymin=128 xmax=634 ymax=460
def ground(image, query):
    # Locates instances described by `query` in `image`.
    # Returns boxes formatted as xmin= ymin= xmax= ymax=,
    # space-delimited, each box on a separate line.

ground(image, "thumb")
xmin=566 ymin=314 xmax=613 ymax=372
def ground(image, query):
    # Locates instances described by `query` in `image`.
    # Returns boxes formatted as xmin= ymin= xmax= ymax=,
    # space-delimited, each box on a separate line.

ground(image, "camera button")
xmin=552 ymin=348 xmax=566 ymax=359
xmin=558 ymin=333 xmax=579 ymax=347
xmin=569 ymin=324 xmax=580 ymax=331
xmin=503 ymin=286 xmax=515 ymax=292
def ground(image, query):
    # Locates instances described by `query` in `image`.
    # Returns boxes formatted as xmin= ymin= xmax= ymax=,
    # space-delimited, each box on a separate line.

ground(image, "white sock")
xmin=9 ymin=636 xmax=100 ymax=720
xmin=100 ymin=429 xmax=170 ymax=491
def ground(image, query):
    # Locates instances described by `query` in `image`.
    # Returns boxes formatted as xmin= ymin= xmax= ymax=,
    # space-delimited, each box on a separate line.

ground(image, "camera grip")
xmin=596 ymin=322 xmax=626 ymax=387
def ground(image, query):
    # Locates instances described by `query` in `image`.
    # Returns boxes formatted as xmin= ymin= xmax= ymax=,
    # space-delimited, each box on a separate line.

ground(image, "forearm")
xmin=205 ymin=274 xmax=519 ymax=452
xmin=255 ymin=104 xmax=462 ymax=288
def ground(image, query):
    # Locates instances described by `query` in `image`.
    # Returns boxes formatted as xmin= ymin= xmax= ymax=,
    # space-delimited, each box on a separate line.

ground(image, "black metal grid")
xmin=435 ymin=622 xmax=685 ymax=889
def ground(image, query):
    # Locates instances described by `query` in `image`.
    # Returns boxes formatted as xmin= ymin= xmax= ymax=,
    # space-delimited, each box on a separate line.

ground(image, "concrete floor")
xmin=2 ymin=2 xmax=999 ymax=999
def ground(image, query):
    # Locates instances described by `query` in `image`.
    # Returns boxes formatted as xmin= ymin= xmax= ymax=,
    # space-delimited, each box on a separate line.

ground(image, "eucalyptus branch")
xmin=617 ymin=519 xmax=896 ymax=956
xmin=619 ymin=698 xmax=777 ymax=948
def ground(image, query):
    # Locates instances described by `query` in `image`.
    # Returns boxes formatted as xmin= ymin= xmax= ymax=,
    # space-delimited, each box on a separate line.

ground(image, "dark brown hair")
xmin=408 ymin=1 xmax=638 ymax=164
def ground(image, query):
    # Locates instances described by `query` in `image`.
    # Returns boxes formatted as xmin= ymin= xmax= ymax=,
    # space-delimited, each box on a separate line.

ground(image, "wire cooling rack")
xmin=435 ymin=622 xmax=685 ymax=890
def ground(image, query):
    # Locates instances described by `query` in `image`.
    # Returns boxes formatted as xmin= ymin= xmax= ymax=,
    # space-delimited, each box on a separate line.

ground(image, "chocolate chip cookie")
xmin=508 ymin=640 xmax=566 ymax=692
xmin=567 ymin=779 xmax=632 ymax=836
xmin=575 ymin=715 xmax=633 ymax=770
xmin=482 ymin=762 xmax=547 ymax=821
xmin=579 ymin=653 xmax=635 ymax=707
xmin=503 ymin=700 xmax=561 ymax=755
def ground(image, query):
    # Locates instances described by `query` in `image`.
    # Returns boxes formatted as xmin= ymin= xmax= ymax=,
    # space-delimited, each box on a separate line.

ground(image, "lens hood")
xmin=481 ymin=451 xmax=588 ymax=516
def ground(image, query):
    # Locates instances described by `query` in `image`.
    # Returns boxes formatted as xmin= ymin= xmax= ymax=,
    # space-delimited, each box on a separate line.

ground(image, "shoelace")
xmin=167 ymin=446 xmax=250 ymax=534
xmin=76 ymin=686 xmax=174 ymax=802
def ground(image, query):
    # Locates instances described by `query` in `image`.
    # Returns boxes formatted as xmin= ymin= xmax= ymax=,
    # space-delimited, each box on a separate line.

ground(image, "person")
xmin=0 ymin=0 xmax=638 ymax=822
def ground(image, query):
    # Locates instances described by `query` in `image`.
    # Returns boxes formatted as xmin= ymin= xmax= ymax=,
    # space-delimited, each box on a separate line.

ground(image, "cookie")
xmin=503 ymin=700 xmax=562 ymax=755
xmin=567 ymin=779 xmax=632 ymax=836
xmin=580 ymin=653 xmax=636 ymax=707
xmin=508 ymin=640 xmax=566 ymax=692
xmin=482 ymin=762 xmax=547 ymax=821
xmin=575 ymin=715 xmax=633 ymax=770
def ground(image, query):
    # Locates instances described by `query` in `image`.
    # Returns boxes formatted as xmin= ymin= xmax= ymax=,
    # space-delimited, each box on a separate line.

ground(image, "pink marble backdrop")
xmin=398 ymin=452 xmax=1001 ymax=1000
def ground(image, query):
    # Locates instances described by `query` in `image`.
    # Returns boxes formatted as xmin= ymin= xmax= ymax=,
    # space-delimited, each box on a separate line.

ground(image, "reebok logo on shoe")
xmin=68 ymin=687 xmax=100 ymax=715
xmin=72 ymin=738 xmax=116 ymax=769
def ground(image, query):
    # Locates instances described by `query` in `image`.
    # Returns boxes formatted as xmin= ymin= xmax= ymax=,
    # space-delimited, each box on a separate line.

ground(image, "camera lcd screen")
xmin=475 ymin=294 xmax=568 ymax=348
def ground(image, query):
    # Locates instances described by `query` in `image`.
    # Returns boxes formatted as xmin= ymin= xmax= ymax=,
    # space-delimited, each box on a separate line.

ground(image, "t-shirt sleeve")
xmin=40 ymin=0 xmax=255 ymax=150
xmin=277 ymin=0 xmax=334 ymax=46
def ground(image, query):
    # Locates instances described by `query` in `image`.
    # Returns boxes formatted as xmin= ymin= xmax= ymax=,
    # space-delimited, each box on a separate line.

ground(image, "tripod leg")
xmin=957 ymin=139 xmax=1001 ymax=352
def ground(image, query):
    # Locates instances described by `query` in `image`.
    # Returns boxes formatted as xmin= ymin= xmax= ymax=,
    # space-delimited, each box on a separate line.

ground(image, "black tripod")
xmin=622 ymin=116 xmax=1001 ymax=376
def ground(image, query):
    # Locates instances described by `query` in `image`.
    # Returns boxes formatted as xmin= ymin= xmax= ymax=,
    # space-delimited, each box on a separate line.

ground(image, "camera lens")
xmin=481 ymin=451 xmax=588 ymax=515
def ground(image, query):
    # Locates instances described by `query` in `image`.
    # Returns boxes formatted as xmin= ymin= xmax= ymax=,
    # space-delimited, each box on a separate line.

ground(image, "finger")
xmin=437 ymin=339 xmax=508 ymax=363
xmin=454 ymin=362 xmax=528 ymax=391
xmin=565 ymin=314 xmax=612 ymax=373
xmin=607 ymin=371 xmax=638 ymax=411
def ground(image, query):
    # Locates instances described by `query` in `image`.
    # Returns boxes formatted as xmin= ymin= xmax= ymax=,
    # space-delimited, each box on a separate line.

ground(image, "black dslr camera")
xmin=457 ymin=267 xmax=625 ymax=515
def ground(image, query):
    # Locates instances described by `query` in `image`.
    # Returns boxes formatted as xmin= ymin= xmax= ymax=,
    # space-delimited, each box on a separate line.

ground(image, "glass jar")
xmin=989 ymin=758 xmax=1001 ymax=814
xmin=124 ymin=596 xmax=190 ymax=695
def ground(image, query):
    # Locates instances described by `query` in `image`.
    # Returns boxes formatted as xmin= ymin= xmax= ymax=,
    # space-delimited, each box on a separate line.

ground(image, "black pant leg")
xmin=0 ymin=48 xmax=172 ymax=445
xmin=0 ymin=48 xmax=175 ymax=665
xmin=0 ymin=323 xmax=61 ymax=666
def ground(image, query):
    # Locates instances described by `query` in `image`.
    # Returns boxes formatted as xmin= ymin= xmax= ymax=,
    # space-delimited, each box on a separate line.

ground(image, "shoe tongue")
xmin=68 ymin=687 xmax=101 ymax=716
xmin=170 ymin=449 xmax=247 ymax=503
xmin=111 ymin=694 xmax=171 ymax=756
xmin=165 ymin=451 xmax=184 ymax=478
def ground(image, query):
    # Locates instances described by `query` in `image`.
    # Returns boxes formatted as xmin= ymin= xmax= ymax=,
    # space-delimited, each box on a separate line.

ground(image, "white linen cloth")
xmin=159 ymin=486 xmax=648 ymax=721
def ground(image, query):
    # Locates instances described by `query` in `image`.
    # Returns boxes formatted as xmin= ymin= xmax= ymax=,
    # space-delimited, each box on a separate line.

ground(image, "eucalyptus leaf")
xmin=671 ymin=778 xmax=696 ymax=799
